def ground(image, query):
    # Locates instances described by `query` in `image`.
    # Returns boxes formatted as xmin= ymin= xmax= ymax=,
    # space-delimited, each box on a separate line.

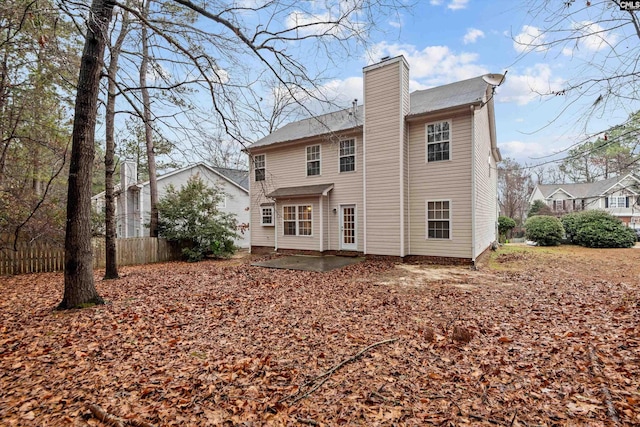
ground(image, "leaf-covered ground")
xmin=1 ymin=245 xmax=639 ymax=426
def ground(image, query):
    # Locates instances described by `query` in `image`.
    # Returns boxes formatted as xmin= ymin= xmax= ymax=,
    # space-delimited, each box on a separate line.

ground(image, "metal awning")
xmin=266 ymin=183 xmax=334 ymax=199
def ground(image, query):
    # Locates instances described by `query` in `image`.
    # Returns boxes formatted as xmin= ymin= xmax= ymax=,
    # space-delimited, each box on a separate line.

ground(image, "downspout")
xmin=399 ymin=70 xmax=405 ymax=258
xmin=138 ymin=184 xmax=144 ymax=237
xmin=327 ymin=192 xmax=331 ymax=251
xmin=470 ymin=104 xmax=477 ymax=265
xmin=274 ymin=202 xmax=278 ymax=252
xmin=363 ymin=120 xmax=367 ymax=253
xmin=319 ymin=196 xmax=324 ymax=252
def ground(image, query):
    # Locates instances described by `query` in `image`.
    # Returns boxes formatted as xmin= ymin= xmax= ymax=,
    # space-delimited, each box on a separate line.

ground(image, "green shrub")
xmin=524 ymin=215 xmax=564 ymax=246
xmin=498 ymin=216 xmax=517 ymax=243
xmin=561 ymin=212 xmax=582 ymax=243
xmin=157 ymin=175 xmax=238 ymax=261
xmin=567 ymin=210 xmax=636 ymax=248
xmin=528 ymin=200 xmax=553 ymax=217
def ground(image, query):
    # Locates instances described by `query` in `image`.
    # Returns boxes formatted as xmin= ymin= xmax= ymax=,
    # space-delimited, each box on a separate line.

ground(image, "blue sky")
xmin=290 ymin=0 xmax=638 ymax=168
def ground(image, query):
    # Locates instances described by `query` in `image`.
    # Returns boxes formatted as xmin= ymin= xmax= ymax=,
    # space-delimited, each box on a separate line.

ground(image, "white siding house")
xmin=247 ymin=55 xmax=503 ymax=264
xmin=92 ymin=163 xmax=250 ymax=248
xmin=529 ymin=174 xmax=640 ymax=229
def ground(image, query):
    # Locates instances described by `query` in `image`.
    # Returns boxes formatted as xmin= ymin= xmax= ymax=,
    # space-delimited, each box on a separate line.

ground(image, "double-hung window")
xmin=283 ymin=205 xmax=312 ymax=236
xmin=426 ymin=121 xmax=451 ymax=162
xmin=261 ymin=206 xmax=274 ymax=226
xmin=307 ymin=145 xmax=321 ymax=176
xmin=427 ymin=201 xmax=450 ymax=239
xmin=254 ymin=154 xmax=265 ymax=181
xmin=339 ymin=139 xmax=355 ymax=172
xmin=608 ymin=195 xmax=627 ymax=208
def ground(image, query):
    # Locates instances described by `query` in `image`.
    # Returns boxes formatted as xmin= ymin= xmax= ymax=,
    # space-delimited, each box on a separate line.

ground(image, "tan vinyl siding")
xmin=408 ymin=111 xmax=473 ymax=258
xmin=249 ymin=133 xmax=363 ymax=252
xmin=472 ymin=103 xmax=498 ymax=258
xmin=363 ymin=59 xmax=404 ymax=256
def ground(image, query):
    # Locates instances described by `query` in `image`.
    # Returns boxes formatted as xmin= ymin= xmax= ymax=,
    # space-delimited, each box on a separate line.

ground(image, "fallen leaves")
xmin=0 ymin=246 xmax=639 ymax=425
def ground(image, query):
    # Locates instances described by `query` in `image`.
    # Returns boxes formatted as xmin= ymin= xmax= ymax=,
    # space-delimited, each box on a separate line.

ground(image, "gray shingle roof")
xmin=212 ymin=167 xmax=249 ymax=191
xmin=249 ymin=76 xmax=489 ymax=150
xmin=536 ymin=175 xmax=636 ymax=199
xmin=267 ymin=183 xmax=334 ymax=199
xmin=409 ymin=76 xmax=487 ymax=117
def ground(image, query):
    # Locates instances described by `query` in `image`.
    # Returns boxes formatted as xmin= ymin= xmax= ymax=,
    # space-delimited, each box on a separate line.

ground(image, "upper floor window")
xmin=254 ymin=154 xmax=265 ymax=181
xmin=426 ymin=121 xmax=451 ymax=162
xmin=339 ymin=139 xmax=355 ymax=172
xmin=307 ymin=145 xmax=321 ymax=176
xmin=427 ymin=200 xmax=450 ymax=239
xmin=607 ymin=195 xmax=627 ymax=208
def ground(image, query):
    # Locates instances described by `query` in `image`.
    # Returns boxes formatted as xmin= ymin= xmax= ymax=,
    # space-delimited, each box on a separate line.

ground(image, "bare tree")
xmin=517 ymin=1 xmax=640 ymax=157
xmin=103 ymin=9 xmax=130 ymax=279
xmin=59 ymin=0 xmax=115 ymax=309
xmin=61 ymin=0 xmax=406 ymax=306
xmin=498 ymin=158 xmax=535 ymax=226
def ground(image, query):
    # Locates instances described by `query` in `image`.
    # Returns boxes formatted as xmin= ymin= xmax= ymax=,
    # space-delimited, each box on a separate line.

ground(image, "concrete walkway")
xmin=251 ymin=255 xmax=364 ymax=272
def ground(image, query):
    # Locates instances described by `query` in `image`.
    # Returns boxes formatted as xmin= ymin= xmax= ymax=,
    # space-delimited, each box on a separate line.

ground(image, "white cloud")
xmin=500 ymin=140 xmax=554 ymax=161
xmin=429 ymin=0 xmax=468 ymax=9
xmin=368 ymin=41 xmax=488 ymax=87
xmin=448 ymin=0 xmax=469 ymax=10
xmin=285 ymin=10 xmax=363 ymax=37
xmin=499 ymin=64 xmax=565 ymax=105
xmin=463 ymin=28 xmax=484 ymax=44
xmin=513 ymin=25 xmax=548 ymax=54
xmin=318 ymin=76 xmax=363 ymax=106
xmin=562 ymin=21 xmax=619 ymax=55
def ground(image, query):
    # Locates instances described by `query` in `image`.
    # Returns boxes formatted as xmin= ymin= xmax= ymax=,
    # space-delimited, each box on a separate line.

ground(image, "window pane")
xmin=340 ymin=156 xmax=355 ymax=172
xmin=255 ymin=168 xmax=265 ymax=181
xmin=284 ymin=222 xmax=296 ymax=235
xmin=299 ymin=206 xmax=312 ymax=220
xmin=283 ymin=206 xmax=296 ymax=221
xmin=307 ymin=161 xmax=320 ymax=176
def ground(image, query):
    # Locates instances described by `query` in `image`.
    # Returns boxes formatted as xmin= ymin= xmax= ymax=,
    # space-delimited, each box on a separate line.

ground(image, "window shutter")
xmin=626 ymin=197 xmax=630 ymax=208
xmin=605 ymin=197 xmax=609 ymax=208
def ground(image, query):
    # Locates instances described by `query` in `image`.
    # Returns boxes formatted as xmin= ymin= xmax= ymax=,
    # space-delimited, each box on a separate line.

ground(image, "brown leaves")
xmin=0 ymin=247 xmax=640 ymax=425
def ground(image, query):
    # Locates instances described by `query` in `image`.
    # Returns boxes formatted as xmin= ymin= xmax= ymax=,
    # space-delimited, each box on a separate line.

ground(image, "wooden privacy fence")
xmin=0 ymin=237 xmax=182 ymax=276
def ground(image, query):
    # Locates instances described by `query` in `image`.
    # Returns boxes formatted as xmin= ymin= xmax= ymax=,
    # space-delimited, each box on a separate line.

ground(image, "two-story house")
xmin=247 ymin=55 xmax=503 ymax=264
xmin=529 ymin=174 xmax=640 ymax=229
xmin=92 ymin=162 xmax=251 ymax=248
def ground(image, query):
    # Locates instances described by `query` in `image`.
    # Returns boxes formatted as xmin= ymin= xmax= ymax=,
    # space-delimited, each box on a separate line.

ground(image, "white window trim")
xmin=425 ymin=199 xmax=452 ymax=240
xmin=306 ymin=144 xmax=321 ymax=177
xmin=425 ymin=120 xmax=452 ymax=163
xmin=282 ymin=204 xmax=313 ymax=237
xmin=254 ymin=154 xmax=266 ymax=182
xmin=608 ymin=195 xmax=626 ymax=208
xmin=261 ymin=206 xmax=274 ymax=226
xmin=339 ymin=139 xmax=356 ymax=173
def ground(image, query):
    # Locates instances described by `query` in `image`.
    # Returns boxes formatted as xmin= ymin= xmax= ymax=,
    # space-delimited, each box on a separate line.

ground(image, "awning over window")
xmin=266 ymin=183 xmax=334 ymax=199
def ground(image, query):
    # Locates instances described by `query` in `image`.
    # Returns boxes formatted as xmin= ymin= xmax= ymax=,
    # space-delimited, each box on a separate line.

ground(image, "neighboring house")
xmin=246 ymin=55 xmax=503 ymax=264
xmin=92 ymin=162 xmax=251 ymax=248
xmin=529 ymin=174 xmax=640 ymax=229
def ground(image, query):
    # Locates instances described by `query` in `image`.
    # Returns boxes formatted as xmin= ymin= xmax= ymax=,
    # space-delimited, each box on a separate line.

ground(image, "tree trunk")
xmin=139 ymin=0 xmax=159 ymax=237
xmin=59 ymin=0 xmax=115 ymax=309
xmin=103 ymin=11 xmax=129 ymax=280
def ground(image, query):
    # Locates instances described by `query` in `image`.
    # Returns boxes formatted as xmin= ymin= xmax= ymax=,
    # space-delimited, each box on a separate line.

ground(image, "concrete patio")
xmin=251 ymin=255 xmax=364 ymax=272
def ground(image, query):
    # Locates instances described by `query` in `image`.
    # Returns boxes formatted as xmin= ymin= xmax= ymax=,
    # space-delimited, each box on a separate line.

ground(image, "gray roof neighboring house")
xmin=536 ymin=175 xmax=639 ymax=199
xmin=137 ymin=162 xmax=249 ymax=193
xmin=249 ymin=75 xmax=490 ymax=150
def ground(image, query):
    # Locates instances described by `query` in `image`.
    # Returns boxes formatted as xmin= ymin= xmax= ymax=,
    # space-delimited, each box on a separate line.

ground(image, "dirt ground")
xmin=1 ymin=244 xmax=639 ymax=426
